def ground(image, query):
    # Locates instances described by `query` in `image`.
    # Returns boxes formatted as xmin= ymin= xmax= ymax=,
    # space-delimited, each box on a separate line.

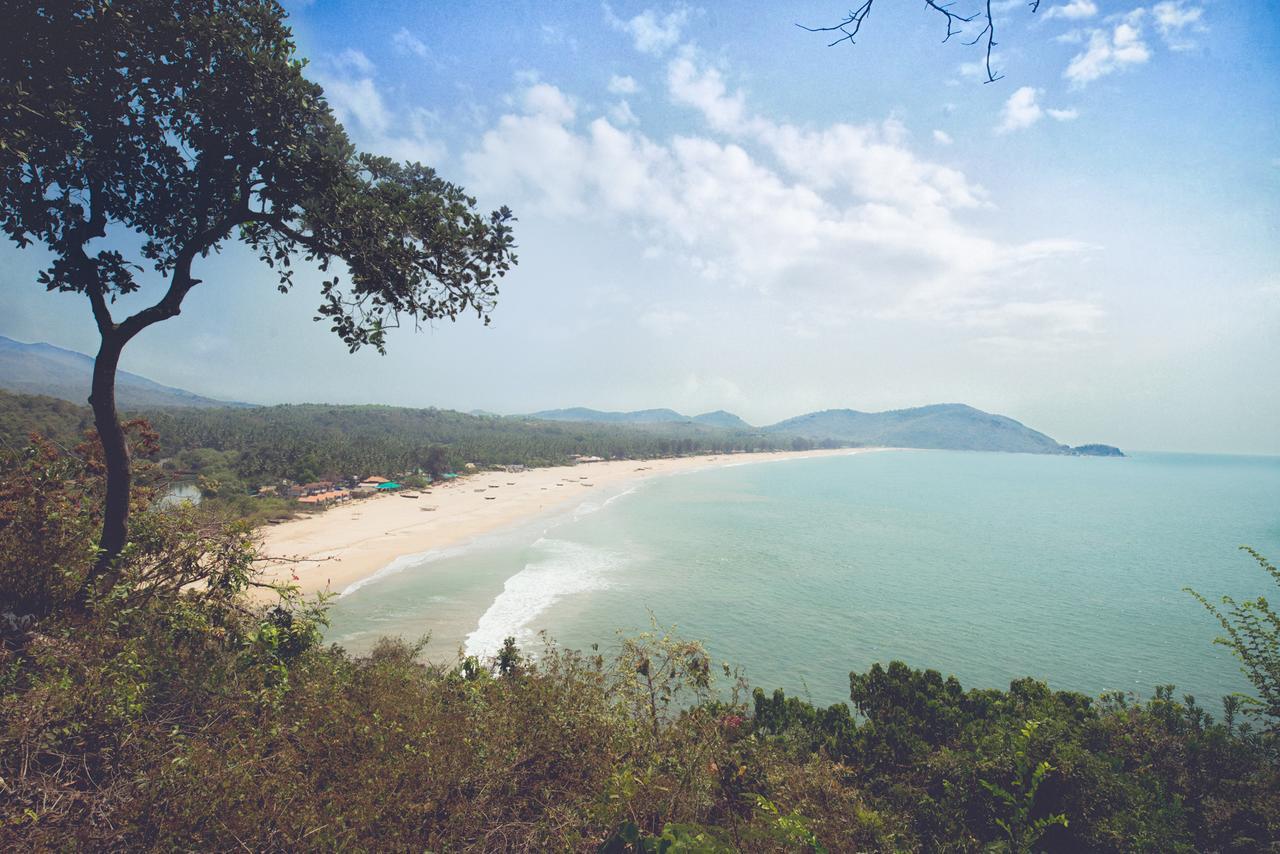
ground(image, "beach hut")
xmin=376 ymin=482 xmax=401 ymax=491
xmin=357 ymin=476 xmax=389 ymax=493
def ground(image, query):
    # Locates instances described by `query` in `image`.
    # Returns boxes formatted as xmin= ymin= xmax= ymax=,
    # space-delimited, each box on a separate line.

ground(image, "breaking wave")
xmin=464 ymin=538 xmax=621 ymax=658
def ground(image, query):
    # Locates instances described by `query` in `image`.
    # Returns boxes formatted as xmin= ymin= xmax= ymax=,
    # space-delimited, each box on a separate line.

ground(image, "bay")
xmin=326 ymin=450 xmax=1280 ymax=706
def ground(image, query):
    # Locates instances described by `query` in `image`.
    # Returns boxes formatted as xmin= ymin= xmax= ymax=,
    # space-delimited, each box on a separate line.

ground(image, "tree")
xmin=0 ymin=1 xmax=516 ymax=589
xmin=801 ymin=1 xmax=1045 ymax=84
xmin=1188 ymin=547 xmax=1280 ymax=731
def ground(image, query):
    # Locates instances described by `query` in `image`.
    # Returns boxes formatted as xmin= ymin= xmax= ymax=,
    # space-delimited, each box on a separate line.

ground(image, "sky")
xmin=2 ymin=0 xmax=1278 ymax=453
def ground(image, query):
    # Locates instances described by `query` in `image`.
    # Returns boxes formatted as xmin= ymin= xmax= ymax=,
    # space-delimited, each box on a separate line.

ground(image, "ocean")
xmin=324 ymin=449 xmax=1280 ymax=706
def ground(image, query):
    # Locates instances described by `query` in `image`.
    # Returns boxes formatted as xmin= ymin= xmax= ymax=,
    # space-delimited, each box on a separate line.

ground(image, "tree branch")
xmin=116 ymin=202 xmax=252 ymax=342
xmin=803 ymin=0 xmax=1018 ymax=83
xmin=796 ymin=1 xmax=875 ymax=46
xmin=67 ymin=179 xmax=115 ymax=337
xmin=86 ymin=281 xmax=115 ymax=337
xmin=257 ymin=213 xmax=325 ymax=254
xmin=963 ymin=0 xmax=1002 ymax=83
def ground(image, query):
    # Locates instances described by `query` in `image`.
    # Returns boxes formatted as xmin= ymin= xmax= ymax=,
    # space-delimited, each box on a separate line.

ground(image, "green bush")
xmin=1 ymin=437 xmax=1277 ymax=850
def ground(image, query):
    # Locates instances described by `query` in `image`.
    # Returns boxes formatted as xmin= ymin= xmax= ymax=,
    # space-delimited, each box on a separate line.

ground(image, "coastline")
xmin=253 ymin=447 xmax=885 ymax=599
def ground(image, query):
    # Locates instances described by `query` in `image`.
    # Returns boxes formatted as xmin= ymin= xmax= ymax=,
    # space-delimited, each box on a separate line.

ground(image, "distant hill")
xmin=764 ymin=404 xmax=1083 ymax=455
xmin=529 ymin=407 xmax=690 ymax=425
xmin=1068 ymin=443 xmax=1125 ymax=457
xmin=527 ymin=407 xmax=757 ymax=430
xmin=523 ymin=402 xmax=1115 ymax=455
xmin=692 ymin=410 xmax=754 ymax=430
xmin=0 ymin=336 xmax=250 ymax=409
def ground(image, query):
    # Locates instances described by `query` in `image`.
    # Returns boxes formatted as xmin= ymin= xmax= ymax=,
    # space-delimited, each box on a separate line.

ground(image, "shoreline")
xmin=253 ymin=447 xmax=887 ymax=599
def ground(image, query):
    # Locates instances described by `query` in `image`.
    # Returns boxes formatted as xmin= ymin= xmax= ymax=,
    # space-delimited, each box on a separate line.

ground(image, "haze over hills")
xmin=529 ymin=403 xmax=1080 ymax=454
xmin=522 ymin=403 xmax=1121 ymax=456
xmin=765 ymin=404 xmax=1069 ymax=454
xmin=2 ymin=338 xmax=1120 ymax=455
xmin=691 ymin=410 xmax=754 ymax=431
xmin=529 ymin=407 xmax=689 ymax=424
xmin=0 ymin=336 xmax=249 ymax=410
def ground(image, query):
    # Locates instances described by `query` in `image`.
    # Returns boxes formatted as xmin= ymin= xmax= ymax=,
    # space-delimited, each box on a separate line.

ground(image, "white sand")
xmin=253 ymin=447 xmax=884 ymax=598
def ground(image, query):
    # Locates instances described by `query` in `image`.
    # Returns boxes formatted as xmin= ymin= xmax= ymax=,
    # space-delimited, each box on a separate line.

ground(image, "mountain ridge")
xmin=0 ymin=335 xmax=251 ymax=409
xmin=521 ymin=403 xmax=1121 ymax=456
xmin=1 ymin=338 xmax=1121 ymax=455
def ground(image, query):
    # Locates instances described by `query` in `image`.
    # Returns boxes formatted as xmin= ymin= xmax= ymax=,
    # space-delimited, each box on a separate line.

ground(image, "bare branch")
xmin=804 ymin=0 xmax=1020 ymax=83
xmin=797 ymin=1 xmax=875 ymax=46
xmin=924 ymin=0 xmax=977 ymax=42
xmin=962 ymin=0 xmax=1003 ymax=83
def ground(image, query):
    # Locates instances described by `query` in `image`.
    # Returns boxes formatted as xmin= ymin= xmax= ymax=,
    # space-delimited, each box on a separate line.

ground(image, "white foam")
xmin=555 ymin=481 xmax=645 ymax=527
xmin=602 ymin=484 xmax=641 ymax=508
xmin=339 ymin=543 xmax=473 ymax=597
xmin=339 ymin=480 xmax=644 ymax=599
xmin=464 ymin=538 xmax=619 ymax=658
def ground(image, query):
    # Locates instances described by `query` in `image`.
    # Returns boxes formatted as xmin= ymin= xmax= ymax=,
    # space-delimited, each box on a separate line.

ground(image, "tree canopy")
xmin=1 ymin=0 xmax=516 ymax=353
xmin=0 ymin=0 xmax=516 ymax=574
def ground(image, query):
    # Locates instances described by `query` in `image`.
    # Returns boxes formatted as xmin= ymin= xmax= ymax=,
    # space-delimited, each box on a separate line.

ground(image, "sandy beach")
xmin=254 ymin=447 xmax=882 ymax=598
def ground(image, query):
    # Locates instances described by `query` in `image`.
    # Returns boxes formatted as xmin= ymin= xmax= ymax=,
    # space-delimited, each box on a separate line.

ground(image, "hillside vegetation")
xmin=0 ymin=434 xmax=1276 ymax=850
xmin=0 ymin=389 xmax=792 ymax=523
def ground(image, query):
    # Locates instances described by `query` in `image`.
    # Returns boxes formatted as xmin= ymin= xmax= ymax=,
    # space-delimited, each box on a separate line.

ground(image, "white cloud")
xmin=1042 ymin=0 xmax=1098 ymax=21
xmin=997 ymin=87 xmax=1044 ymax=133
xmin=333 ymin=48 xmax=373 ymax=76
xmin=391 ymin=28 xmax=429 ymax=59
xmin=933 ymin=129 xmax=954 ymax=145
xmin=668 ymin=53 xmax=984 ymax=211
xmin=608 ymin=74 xmax=639 ymax=95
xmin=609 ymin=99 xmax=639 ymax=125
xmin=605 ymin=4 xmax=690 ymax=55
xmin=666 ymin=52 xmax=750 ymax=133
xmin=522 ymin=82 xmax=577 ymax=123
xmin=463 ymin=68 xmax=1094 ymax=346
xmin=315 ymin=52 xmax=447 ymax=165
xmin=1152 ymin=1 xmax=1205 ymax=51
xmin=997 ymin=88 xmax=1079 ymax=133
xmin=1065 ymin=12 xmax=1152 ymax=86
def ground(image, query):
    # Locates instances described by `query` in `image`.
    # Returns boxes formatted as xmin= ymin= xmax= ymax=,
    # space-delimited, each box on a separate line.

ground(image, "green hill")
xmin=0 ymin=336 xmax=249 ymax=409
xmin=765 ymin=403 xmax=1070 ymax=454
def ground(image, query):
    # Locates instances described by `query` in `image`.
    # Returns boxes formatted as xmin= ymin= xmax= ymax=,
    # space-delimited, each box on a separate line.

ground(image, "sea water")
xmin=324 ymin=450 xmax=1280 ymax=706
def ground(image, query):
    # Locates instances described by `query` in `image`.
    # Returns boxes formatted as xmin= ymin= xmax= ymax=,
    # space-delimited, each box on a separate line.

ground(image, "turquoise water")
xmin=325 ymin=450 xmax=1280 ymax=706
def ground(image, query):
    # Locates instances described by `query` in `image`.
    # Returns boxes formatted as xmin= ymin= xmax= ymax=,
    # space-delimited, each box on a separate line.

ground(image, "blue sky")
xmin=3 ymin=1 xmax=1278 ymax=452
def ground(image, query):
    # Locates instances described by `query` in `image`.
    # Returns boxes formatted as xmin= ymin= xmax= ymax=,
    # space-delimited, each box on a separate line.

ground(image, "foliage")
xmin=0 ymin=0 xmax=515 ymax=573
xmin=0 ymin=390 xmax=94 ymax=451
xmin=1 ymin=438 xmax=1277 ymax=850
xmin=0 ymin=422 xmax=165 ymax=620
xmin=0 ymin=0 xmax=516 ymax=353
xmin=1188 ymin=547 xmax=1280 ymax=730
xmin=0 ymin=389 xmax=796 ymax=509
xmin=977 ymin=720 xmax=1068 ymax=852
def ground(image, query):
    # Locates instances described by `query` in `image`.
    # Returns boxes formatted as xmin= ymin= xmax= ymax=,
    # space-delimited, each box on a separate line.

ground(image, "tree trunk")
xmin=88 ymin=333 xmax=130 ymax=584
